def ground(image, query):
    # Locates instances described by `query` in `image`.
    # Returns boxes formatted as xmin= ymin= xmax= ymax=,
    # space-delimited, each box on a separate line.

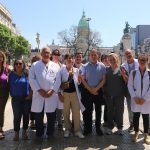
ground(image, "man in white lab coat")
xmin=121 ymin=49 xmax=139 ymax=132
xmin=29 ymin=47 xmax=60 ymax=138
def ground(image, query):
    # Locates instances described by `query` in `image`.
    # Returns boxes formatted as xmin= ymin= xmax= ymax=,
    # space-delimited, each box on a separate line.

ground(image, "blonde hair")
xmin=108 ymin=53 xmax=120 ymax=65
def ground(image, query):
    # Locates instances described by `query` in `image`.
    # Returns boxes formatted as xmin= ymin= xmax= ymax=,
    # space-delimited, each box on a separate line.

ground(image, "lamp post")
xmin=36 ymin=33 xmax=40 ymax=53
xmin=86 ymin=18 xmax=91 ymax=59
xmin=120 ymin=42 xmax=124 ymax=64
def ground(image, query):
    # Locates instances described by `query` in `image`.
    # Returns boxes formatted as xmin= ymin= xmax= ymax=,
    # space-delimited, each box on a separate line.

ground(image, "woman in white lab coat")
xmin=53 ymin=54 xmax=85 ymax=139
xmin=29 ymin=47 xmax=60 ymax=138
xmin=128 ymin=53 xmax=150 ymax=144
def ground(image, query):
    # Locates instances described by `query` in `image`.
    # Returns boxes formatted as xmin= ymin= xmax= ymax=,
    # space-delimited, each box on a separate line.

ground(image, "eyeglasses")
xmin=15 ymin=63 xmax=23 ymax=66
xmin=138 ymin=59 xmax=147 ymax=62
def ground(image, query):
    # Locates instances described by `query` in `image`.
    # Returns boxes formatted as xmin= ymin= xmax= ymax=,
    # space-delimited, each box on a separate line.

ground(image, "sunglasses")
xmin=138 ymin=59 xmax=147 ymax=62
xmin=15 ymin=63 xmax=23 ymax=66
xmin=53 ymin=54 xmax=60 ymax=56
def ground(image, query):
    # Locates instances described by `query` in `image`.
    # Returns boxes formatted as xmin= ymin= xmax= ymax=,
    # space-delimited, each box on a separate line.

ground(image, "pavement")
xmin=1 ymin=100 xmax=150 ymax=150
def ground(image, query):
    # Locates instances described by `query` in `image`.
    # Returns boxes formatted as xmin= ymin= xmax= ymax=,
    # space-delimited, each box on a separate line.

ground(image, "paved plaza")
xmin=0 ymin=101 xmax=150 ymax=150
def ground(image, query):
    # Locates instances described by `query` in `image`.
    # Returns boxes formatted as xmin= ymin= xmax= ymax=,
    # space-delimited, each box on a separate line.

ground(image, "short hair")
xmin=124 ymin=49 xmax=133 ymax=55
xmin=31 ymin=53 xmax=42 ymax=63
xmin=41 ymin=47 xmax=51 ymax=54
xmin=75 ymin=52 xmax=83 ymax=56
xmin=101 ymin=54 xmax=108 ymax=61
xmin=90 ymin=48 xmax=98 ymax=54
xmin=64 ymin=54 xmax=74 ymax=60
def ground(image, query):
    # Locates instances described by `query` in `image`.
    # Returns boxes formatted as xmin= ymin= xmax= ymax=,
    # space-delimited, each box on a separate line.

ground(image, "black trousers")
xmin=0 ymin=87 xmax=9 ymax=127
xmin=133 ymin=112 xmax=149 ymax=133
xmin=105 ymin=96 xmax=124 ymax=130
xmin=81 ymin=90 xmax=103 ymax=132
xmin=34 ymin=110 xmax=56 ymax=136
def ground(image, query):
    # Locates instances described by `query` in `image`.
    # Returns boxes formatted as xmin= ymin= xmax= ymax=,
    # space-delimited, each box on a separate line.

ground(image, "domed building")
xmin=77 ymin=11 xmax=90 ymax=55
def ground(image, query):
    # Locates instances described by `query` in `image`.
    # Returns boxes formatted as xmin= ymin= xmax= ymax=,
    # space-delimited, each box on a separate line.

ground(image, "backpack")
xmin=132 ymin=70 xmax=150 ymax=91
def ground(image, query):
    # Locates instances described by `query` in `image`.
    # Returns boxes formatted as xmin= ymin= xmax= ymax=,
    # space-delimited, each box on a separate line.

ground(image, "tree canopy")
xmin=0 ymin=23 xmax=29 ymax=58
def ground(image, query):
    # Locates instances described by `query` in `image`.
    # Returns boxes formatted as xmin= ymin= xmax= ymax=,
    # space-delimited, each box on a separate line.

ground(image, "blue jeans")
xmin=12 ymin=97 xmax=31 ymax=131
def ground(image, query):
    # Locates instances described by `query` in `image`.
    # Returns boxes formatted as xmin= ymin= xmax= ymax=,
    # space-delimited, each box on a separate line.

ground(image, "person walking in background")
xmin=0 ymin=51 xmax=9 ymax=140
xmin=9 ymin=58 xmax=30 ymax=141
xmin=80 ymin=49 xmax=106 ymax=136
xmin=104 ymin=53 xmax=126 ymax=135
xmin=121 ymin=49 xmax=139 ymax=132
xmin=29 ymin=47 xmax=60 ymax=138
xmin=128 ymin=53 xmax=150 ymax=145
xmin=53 ymin=54 xmax=85 ymax=138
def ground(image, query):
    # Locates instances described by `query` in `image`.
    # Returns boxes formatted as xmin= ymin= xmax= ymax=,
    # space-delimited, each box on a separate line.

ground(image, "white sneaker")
xmin=106 ymin=129 xmax=112 ymax=135
xmin=64 ymin=130 xmax=70 ymax=138
xmin=75 ymin=131 xmax=85 ymax=139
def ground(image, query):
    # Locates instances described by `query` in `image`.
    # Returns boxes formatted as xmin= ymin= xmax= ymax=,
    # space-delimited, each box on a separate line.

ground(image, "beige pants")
xmin=63 ymin=92 xmax=80 ymax=132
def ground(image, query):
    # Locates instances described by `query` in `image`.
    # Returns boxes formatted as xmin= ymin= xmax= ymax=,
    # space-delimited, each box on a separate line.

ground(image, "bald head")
xmin=124 ymin=49 xmax=134 ymax=63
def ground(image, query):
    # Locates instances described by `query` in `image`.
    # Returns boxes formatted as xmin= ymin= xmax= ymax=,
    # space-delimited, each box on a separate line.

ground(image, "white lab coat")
xmin=128 ymin=69 xmax=150 ymax=114
xmin=121 ymin=59 xmax=139 ymax=74
xmin=29 ymin=60 xmax=60 ymax=113
xmin=53 ymin=66 xmax=85 ymax=112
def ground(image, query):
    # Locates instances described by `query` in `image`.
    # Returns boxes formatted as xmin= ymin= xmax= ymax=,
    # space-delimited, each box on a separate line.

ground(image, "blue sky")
xmin=1 ymin=0 xmax=150 ymax=49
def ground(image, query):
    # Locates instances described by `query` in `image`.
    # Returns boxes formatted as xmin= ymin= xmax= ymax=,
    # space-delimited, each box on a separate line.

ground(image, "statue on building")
xmin=123 ymin=22 xmax=130 ymax=34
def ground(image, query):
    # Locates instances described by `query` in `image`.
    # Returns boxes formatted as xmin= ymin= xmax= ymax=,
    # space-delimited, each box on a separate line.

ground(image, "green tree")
xmin=0 ymin=23 xmax=29 ymax=58
xmin=0 ymin=23 xmax=13 ymax=52
xmin=15 ymin=36 xmax=29 ymax=57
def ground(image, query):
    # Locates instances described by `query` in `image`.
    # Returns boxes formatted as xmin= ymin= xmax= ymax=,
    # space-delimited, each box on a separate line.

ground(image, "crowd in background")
xmin=0 ymin=47 xmax=150 ymax=145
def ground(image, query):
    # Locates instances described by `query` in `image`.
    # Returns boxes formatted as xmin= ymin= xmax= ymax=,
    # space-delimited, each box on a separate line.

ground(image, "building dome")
xmin=78 ymin=11 xmax=88 ymax=29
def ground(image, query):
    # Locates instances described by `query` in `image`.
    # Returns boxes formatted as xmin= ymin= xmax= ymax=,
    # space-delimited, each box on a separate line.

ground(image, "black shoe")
xmin=103 ymin=122 xmax=108 ymax=127
xmin=58 ymin=124 xmax=63 ymax=130
xmin=128 ymin=125 xmax=134 ymax=132
xmin=96 ymin=129 xmax=103 ymax=136
xmin=83 ymin=130 xmax=92 ymax=136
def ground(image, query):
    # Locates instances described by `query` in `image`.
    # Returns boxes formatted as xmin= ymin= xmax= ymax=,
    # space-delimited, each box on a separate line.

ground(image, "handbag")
xmin=60 ymin=70 xmax=73 ymax=90
xmin=60 ymin=81 xmax=69 ymax=90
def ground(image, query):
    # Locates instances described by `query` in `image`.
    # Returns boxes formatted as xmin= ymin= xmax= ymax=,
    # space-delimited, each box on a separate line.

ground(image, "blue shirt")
xmin=9 ymin=72 xmax=29 ymax=97
xmin=81 ymin=61 xmax=106 ymax=87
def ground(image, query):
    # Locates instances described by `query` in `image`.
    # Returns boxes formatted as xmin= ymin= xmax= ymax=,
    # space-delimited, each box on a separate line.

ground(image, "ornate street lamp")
xmin=86 ymin=18 xmax=91 ymax=60
xmin=36 ymin=33 xmax=40 ymax=52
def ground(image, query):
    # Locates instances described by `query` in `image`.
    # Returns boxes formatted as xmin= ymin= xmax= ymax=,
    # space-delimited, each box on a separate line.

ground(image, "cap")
xmin=52 ymin=49 xmax=60 ymax=56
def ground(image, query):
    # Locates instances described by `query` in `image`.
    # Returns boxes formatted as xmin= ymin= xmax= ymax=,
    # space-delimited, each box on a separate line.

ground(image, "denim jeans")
xmin=11 ymin=97 xmax=31 ymax=131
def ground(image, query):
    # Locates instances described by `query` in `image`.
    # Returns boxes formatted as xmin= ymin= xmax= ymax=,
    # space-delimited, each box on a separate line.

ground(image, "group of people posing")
xmin=0 ymin=47 xmax=150 ymax=145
